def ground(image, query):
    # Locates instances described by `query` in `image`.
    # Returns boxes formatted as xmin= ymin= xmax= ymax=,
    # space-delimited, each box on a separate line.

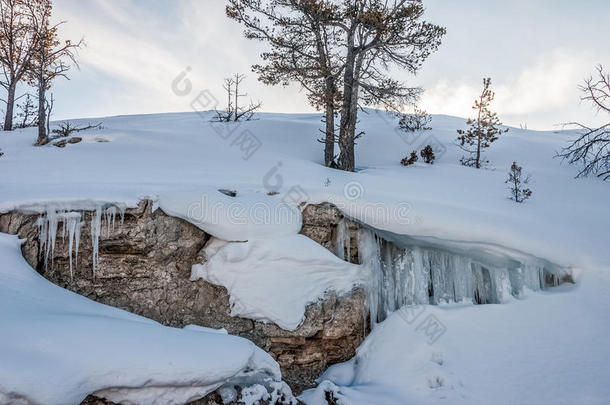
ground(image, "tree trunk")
xmin=3 ymin=83 xmax=16 ymax=131
xmin=338 ymin=31 xmax=357 ymax=172
xmin=474 ymin=94 xmax=484 ymax=169
xmin=324 ymin=104 xmax=335 ymax=167
xmin=234 ymin=76 xmax=239 ymax=122
xmin=323 ymin=77 xmax=336 ymax=167
xmin=338 ymin=47 xmax=363 ymax=173
xmin=35 ymin=81 xmax=48 ymax=146
xmin=475 ymin=135 xmax=481 ymax=169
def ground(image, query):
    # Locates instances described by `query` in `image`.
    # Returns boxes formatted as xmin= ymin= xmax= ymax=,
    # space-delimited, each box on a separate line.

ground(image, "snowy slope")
xmin=0 ymin=234 xmax=289 ymax=405
xmin=1 ymin=110 xmax=609 ymax=404
xmin=302 ymin=271 xmax=610 ymax=405
xmin=0 ymin=111 xmax=607 ymax=270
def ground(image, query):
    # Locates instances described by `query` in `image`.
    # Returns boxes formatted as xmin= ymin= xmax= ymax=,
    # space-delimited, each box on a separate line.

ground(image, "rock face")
xmin=300 ymin=203 xmax=360 ymax=264
xmin=0 ymin=201 xmax=368 ymax=400
xmin=81 ymin=392 xmax=227 ymax=405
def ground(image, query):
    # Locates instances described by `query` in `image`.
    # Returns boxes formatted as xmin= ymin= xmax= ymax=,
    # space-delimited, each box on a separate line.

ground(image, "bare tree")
xmin=0 ymin=0 xmax=40 ymax=131
xmin=398 ymin=106 xmax=431 ymax=133
xmin=233 ymin=74 xmax=262 ymax=121
xmin=25 ymin=0 xmax=82 ymax=145
xmin=214 ymin=76 xmax=235 ymax=122
xmin=558 ymin=65 xmax=610 ymax=181
xmin=226 ymin=0 xmax=344 ymax=167
xmin=457 ymin=78 xmax=508 ymax=169
xmin=213 ymin=74 xmax=261 ymax=123
xmin=51 ymin=120 xmax=102 ymax=137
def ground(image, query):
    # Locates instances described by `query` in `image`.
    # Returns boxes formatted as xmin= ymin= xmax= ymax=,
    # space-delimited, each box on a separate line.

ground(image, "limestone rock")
xmin=301 ymin=203 xmax=360 ymax=264
xmin=0 ymin=201 xmax=368 ymax=400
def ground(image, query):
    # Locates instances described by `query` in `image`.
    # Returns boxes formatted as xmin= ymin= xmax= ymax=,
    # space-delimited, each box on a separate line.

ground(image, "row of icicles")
xmin=333 ymin=218 xmax=568 ymax=330
xmin=35 ymin=204 xmax=126 ymax=281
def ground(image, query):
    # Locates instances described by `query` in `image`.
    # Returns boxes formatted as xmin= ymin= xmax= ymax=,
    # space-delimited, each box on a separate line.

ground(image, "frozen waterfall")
xmin=355 ymin=227 xmax=572 ymax=328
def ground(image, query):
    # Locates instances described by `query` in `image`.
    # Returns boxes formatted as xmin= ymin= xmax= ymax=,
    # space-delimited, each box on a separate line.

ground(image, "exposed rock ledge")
xmin=0 ymin=200 xmax=368 ymax=404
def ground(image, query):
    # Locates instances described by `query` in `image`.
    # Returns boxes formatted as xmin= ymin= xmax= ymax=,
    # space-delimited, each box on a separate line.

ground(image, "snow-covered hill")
xmin=1 ymin=111 xmax=607 ymax=269
xmin=1 ymin=111 xmax=609 ymax=404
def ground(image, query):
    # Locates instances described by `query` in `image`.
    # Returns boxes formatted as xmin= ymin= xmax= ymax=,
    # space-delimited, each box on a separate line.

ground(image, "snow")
xmin=158 ymin=189 xmax=301 ymax=241
xmin=0 ymin=233 xmax=291 ymax=405
xmin=1 ymin=111 xmax=607 ymax=271
xmin=191 ymin=235 xmax=367 ymax=330
xmin=1 ymin=110 xmax=610 ymax=403
xmin=302 ymin=269 xmax=610 ymax=405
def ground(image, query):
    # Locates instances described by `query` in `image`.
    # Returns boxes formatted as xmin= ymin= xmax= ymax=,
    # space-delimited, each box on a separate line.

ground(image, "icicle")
xmin=46 ymin=208 xmax=59 ymax=271
xmin=358 ymin=228 xmax=383 ymax=329
xmin=105 ymin=205 xmax=117 ymax=236
xmin=335 ymin=219 xmax=352 ymax=262
xmin=345 ymin=225 xmax=351 ymax=263
xmin=358 ymin=226 xmax=572 ymax=330
xmin=91 ymin=205 xmax=102 ymax=280
xmin=75 ymin=218 xmax=82 ymax=271
xmin=66 ymin=214 xmax=77 ymax=282
xmin=61 ymin=216 xmax=67 ymax=242
xmin=36 ymin=216 xmax=48 ymax=265
xmin=335 ymin=220 xmax=345 ymax=260
xmin=61 ymin=212 xmax=83 ymax=283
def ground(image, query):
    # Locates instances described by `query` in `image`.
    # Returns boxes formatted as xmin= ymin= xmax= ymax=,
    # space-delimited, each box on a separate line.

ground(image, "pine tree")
xmin=226 ymin=0 xmax=343 ymax=167
xmin=229 ymin=0 xmax=445 ymax=172
xmin=506 ymin=161 xmax=532 ymax=203
xmin=457 ymin=78 xmax=508 ymax=168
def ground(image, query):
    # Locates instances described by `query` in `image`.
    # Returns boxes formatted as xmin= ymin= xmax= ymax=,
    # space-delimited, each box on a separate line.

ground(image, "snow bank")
xmin=302 ymin=271 xmax=610 ymax=405
xmin=1 ymin=110 xmax=609 ymax=403
xmin=191 ymin=235 xmax=367 ymax=330
xmin=1 ymin=111 xmax=608 ymax=270
xmin=158 ymin=190 xmax=301 ymax=241
xmin=0 ymin=233 xmax=292 ymax=405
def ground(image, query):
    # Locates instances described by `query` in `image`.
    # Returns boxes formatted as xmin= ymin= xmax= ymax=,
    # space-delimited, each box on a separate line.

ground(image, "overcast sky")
xmin=31 ymin=0 xmax=610 ymax=130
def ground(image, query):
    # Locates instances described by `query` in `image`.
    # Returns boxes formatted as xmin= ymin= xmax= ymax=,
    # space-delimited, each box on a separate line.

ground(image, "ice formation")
xmin=357 ymin=228 xmax=571 ymax=328
xmin=335 ymin=218 xmax=351 ymax=262
xmin=90 ymin=206 xmax=102 ymax=278
xmin=34 ymin=203 xmax=126 ymax=281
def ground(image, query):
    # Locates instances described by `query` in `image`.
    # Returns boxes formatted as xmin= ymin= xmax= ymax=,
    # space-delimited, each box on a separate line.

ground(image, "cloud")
xmin=420 ymin=49 xmax=609 ymax=129
xmin=41 ymin=2 xmax=610 ymax=128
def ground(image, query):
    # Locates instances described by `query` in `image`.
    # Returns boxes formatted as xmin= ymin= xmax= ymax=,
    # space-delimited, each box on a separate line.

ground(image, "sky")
xmin=9 ymin=0 xmax=610 ymax=130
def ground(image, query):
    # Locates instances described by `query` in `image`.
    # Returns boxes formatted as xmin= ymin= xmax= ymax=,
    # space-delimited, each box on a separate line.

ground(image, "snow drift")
xmin=0 ymin=233 xmax=293 ymax=405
